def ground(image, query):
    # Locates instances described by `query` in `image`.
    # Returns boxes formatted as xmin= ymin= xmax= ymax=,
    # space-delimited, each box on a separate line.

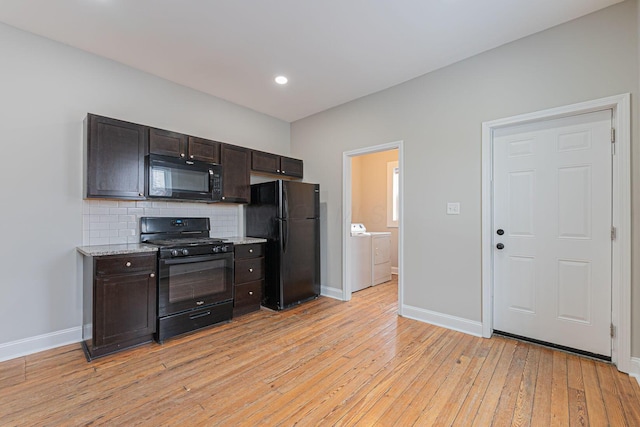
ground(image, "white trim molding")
xmin=630 ymin=358 xmax=640 ymax=386
xmin=342 ymin=141 xmax=404 ymax=315
xmin=401 ymin=305 xmax=483 ymax=337
xmin=320 ymin=285 xmax=344 ymax=301
xmin=0 ymin=327 xmax=82 ymax=362
xmin=481 ymin=94 xmax=632 ymax=373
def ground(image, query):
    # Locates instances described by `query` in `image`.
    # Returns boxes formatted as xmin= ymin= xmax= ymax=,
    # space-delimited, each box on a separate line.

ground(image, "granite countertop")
xmin=76 ymin=243 xmax=159 ymax=257
xmin=224 ymin=236 xmax=267 ymax=245
xmin=77 ymin=237 xmax=266 ymax=256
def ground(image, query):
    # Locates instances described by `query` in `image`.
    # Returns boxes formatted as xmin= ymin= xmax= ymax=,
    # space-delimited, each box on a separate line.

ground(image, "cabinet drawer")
xmin=233 ymin=280 xmax=262 ymax=316
xmin=95 ymin=253 xmax=156 ymax=276
xmin=235 ymin=243 xmax=264 ymax=259
xmin=235 ymin=257 xmax=264 ymax=284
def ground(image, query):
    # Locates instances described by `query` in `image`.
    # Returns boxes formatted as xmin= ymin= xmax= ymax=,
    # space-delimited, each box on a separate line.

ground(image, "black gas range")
xmin=141 ymin=217 xmax=234 ymax=342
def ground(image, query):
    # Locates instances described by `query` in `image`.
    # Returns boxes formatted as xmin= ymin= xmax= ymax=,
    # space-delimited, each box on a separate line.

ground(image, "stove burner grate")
xmin=145 ymin=237 xmax=224 ymax=247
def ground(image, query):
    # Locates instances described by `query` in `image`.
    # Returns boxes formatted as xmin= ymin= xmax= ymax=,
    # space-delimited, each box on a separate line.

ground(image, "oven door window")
xmin=167 ymin=259 xmax=231 ymax=304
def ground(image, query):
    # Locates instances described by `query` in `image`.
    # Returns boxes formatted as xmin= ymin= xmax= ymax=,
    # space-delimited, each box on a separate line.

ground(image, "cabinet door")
xmin=251 ymin=151 xmax=280 ymax=174
xmin=188 ymin=136 xmax=220 ymax=163
xmin=280 ymin=156 xmax=303 ymax=178
xmin=220 ymin=144 xmax=250 ymax=203
xmin=149 ymin=128 xmax=187 ymax=158
xmin=86 ymin=114 xmax=147 ymax=200
xmin=94 ymin=270 xmax=157 ymax=347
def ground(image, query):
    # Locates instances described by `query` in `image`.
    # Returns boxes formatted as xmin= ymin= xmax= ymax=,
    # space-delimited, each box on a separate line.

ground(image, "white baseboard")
xmin=391 ymin=267 xmax=398 ymax=275
xmin=321 ymin=285 xmax=344 ymax=300
xmin=630 ymin=357 xmax=640 ymax=386
xmin=0 ymin=327 xmax=82 ymax=362
xmin=401 ymin=304 xmax=484 ymax=337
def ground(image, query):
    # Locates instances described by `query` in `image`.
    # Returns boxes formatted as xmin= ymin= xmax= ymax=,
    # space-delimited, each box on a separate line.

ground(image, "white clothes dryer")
xmin=370 ymin=232 xmax=392 ymax=285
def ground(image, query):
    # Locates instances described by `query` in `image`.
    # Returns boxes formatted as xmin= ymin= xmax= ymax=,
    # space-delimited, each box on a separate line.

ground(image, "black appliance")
xmin=246 ymin=180 xmax=320 ymax=310
xmin=140 ymin=217 xmax=233 ymax=342
xmin=147 ymin=154 xmax=222 ymax=202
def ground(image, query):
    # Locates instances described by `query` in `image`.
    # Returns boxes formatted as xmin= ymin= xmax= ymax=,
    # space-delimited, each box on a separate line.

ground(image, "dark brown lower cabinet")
xmin=233 ymin=243 xmax=264 ymax=317
xmin=82 ymin=252 xmax=157 ymax=360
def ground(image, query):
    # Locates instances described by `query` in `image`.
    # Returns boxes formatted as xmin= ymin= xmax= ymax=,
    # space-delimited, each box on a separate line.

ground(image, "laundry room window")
xmin=387 ymin=161 xmax=399 ymax=228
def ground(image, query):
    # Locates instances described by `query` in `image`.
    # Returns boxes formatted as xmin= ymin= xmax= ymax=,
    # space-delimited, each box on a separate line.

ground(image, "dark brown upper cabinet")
xmin=220 ymin=144 xmax=250 ymax=203
xmin=85 ymin=114 xmax=148 ymax=200
xmin=150 ymin=128 xmax=220 ymax=164
xmin=188 ymin=136 xmax=220 ymax=164
xmin=251 ymin=150 xmax=303 ymax=179
xmin=279 ymin=156 xmax=304 ymax=178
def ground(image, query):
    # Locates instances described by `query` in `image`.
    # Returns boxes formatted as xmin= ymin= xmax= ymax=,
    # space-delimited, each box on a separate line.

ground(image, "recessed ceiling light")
xmin=275 ymin=76 xmax=288 ymax=85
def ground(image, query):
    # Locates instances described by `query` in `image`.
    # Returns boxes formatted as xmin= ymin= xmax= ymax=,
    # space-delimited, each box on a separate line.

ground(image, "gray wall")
xmin=291 ymin=1 xmax=640 ymax=354
xmin=0 ymin=22 xmax=289 ymax=347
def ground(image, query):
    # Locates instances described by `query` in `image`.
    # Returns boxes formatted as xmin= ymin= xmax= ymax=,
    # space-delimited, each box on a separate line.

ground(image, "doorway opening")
xmin=481 ymin=94 xmax=631 ymax=372
xmin=343 ymin=141 xmax=404 ymax=315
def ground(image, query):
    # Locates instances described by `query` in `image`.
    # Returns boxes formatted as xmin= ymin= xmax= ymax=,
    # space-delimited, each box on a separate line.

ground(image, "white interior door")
xmin=493 ymin=109 xmax=612 ymax=357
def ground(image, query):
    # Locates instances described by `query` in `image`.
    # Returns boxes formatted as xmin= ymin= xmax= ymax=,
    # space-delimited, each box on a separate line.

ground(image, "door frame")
xmin=342 ymin=141 xmax=404 ymax=314
xmin=481 ymin=94 xmax=631 ymax=372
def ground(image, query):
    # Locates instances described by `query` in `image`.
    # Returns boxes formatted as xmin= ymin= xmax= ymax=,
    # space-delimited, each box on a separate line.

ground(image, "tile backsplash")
xmin=82 ymin=200 xmax=240 ymax=246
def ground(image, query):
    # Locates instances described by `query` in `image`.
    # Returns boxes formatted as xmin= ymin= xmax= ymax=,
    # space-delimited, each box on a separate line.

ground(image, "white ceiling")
xmin=0 ymin=0 xmax=623 ymax=122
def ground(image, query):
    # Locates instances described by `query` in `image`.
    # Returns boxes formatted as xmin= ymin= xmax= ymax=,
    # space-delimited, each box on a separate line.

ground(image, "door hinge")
xmin=611 ymin=226 xmax=616 ymax=240
xmin=610 ymin=323 xmax=615 ymax=338
xmin=611 ymin=128 xmax=616 ymax=155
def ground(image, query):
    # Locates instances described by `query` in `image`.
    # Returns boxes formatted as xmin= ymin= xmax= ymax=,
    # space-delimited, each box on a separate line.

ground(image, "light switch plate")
xmin=447 ymin=202 xmax=460 ymax=215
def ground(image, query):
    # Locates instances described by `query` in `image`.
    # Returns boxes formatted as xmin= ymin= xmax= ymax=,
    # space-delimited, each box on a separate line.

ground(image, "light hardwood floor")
xmin=2 ymin=278 xmax=639 ymax=426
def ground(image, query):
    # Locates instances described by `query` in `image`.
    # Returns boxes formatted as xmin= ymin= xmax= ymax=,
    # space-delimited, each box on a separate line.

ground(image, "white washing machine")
xmin=350 ymin=224 xmax=392 ymax=292
xmin=350 ymin=224 xmax=372 ymax=292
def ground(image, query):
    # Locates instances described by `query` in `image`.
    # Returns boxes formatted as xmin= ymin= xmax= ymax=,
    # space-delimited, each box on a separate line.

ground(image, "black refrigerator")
xmin=246 ymin=180 xmax=320 ymax=310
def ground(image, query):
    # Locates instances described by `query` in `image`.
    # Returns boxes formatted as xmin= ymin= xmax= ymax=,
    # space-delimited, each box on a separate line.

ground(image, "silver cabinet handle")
xmin=125 ymin=262 xmax=132 ymax=267
xmin=150 ymin=273 xmax=155 ymax=278
xmin=180 ymin=153 xmax=185 ymax=157
xmin=138 ymin=192 xmax=144 ymax=197
xmin=249 ymin=291 xmax=253 ymax=295
xmin=249 ymin=268 xmax=253 ymax=272
xmin=282 ymin=171 xmax=286 ymax=174
xmin=190 ymin=155 xmax=194 ymax=159
xmin=249 ymin=249 xmax=253 ymax=253
xmin=196 ymin=301 xmax=204 ymax=305
xmin=277 ymin=169 xmax=280 ymax=172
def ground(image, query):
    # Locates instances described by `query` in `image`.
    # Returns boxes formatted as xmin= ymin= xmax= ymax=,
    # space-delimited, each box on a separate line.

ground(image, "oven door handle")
xmin=161 ymin=254 xmax=229 ymax=265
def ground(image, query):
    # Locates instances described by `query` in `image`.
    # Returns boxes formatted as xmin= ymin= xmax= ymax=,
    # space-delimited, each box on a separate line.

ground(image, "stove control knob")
xmin=182 ymin=249 xmax=189 ymax=256
xmin=212 ymin=246 xmax=221 ymax=253
xmin=171 ymin=250 xmax=179 ymax=257
xmin=222 ymin=245 xmax=229 ymax=252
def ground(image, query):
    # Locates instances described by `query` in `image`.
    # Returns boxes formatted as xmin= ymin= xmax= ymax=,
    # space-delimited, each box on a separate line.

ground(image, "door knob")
xmin=497 ymin=229 xmax=504 ymax=235
xmin=496 ymin=243 xmax=505 ymax=250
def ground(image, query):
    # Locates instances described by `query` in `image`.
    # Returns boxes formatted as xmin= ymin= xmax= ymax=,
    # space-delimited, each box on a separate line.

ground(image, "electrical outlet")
xmin=447 ymin=202 xmax=460 ymax=215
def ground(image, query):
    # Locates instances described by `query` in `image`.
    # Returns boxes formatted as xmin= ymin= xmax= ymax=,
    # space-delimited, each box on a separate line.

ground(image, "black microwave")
xmin=147 ymin=154 xmax=222 ymax=202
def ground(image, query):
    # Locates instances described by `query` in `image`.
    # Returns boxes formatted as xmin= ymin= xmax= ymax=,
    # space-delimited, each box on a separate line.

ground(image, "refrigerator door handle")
xmin=282 ymin=185 xmax=289 ymax=220
xmin=282 ymin=219 xmax=288 ymax=253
